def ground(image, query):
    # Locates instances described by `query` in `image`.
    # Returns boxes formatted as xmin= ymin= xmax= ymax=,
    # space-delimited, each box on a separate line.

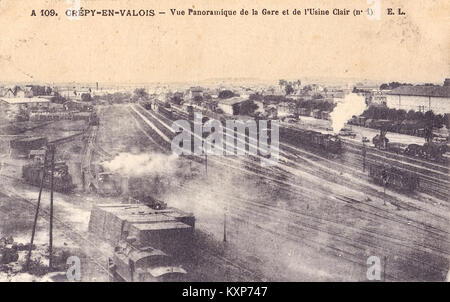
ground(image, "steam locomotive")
xmin=108 ymin=240 xmax=187 ymax=282
xmin=280 ymin=126 xmax=342 ymax=154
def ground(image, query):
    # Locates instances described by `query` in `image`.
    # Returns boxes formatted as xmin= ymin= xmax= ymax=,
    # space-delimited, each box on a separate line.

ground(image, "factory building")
xmin=386 ymin=86 xmax=450 ymax=114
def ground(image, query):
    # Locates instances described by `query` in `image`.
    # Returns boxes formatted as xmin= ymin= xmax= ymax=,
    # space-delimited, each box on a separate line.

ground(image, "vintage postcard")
xmin=0 ymin=0 xmax=448 ymax=287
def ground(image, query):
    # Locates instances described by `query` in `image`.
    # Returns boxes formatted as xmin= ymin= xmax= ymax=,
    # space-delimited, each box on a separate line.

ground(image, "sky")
xmin=0 ymin=0 xmax=448 ymax=85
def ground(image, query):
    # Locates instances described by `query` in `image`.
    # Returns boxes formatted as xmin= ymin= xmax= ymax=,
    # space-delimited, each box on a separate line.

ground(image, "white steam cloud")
xmin=329 ymin=93 xmax=366 ymax=133
xmin=102 ymin=152 xmax=179 ymax=177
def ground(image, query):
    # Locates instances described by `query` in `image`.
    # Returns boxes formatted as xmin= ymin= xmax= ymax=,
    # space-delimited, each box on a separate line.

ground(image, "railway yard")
xmin=0 ymin=90 xmax=449 ymax=282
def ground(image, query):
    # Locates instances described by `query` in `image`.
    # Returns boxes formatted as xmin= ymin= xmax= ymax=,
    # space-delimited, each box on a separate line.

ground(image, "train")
xmin=280 ymin=126 xmax=342 ymax=154
xmin=368 ymin=162 xmax=419 ymax=192
xmin=157 ymin=103 xmax=174 ymax=119
xmin=90 ymin=200 xmax=195 ymax=282
xmin=373 ymin=135 xmax=448 ymax=164
xmin=403 ymin=142 xmax=448 ymax=163
xmin=22 ymin=161 xmax=76 ymax=193
xmin=108 ymin=239 xmax=187 ymax=282
xmin=348 ymin=116 xmax=432 ymax=138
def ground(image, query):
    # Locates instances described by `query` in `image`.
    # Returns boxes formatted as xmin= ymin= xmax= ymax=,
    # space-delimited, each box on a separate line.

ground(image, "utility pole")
xmin=382 ymin=170 xmax=388 ymax=206
xmin=362 ymin=140 xmax=366 ymax=172
xmin=223 ymin=210 xmax=227 ymax=242
xmin=383 ymin=256 xmax=387 ymax=281
xmin=205 ymin=153 xmax=208 ymax=175
xmin=48 ymin=144 xmax=55 ymax=269
xmin=26 ymin=150 xmax=48 ymax=270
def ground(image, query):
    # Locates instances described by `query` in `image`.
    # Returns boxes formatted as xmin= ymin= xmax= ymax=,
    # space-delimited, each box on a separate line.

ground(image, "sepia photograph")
xmin=0 ymin=0 xmax=448 ymax=290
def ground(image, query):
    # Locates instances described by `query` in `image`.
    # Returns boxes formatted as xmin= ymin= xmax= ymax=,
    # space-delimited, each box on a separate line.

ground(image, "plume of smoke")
xmin=329 ymin=93 xmax=366 ymax=133
xmin=102 ymin=152 xmax=179 ymax=177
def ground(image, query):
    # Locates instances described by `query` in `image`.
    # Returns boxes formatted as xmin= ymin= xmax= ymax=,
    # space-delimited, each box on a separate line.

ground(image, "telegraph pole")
xmin=48 ymin=144 xmax=55 ymax=269
xmin=26 ymin=149 xmax=48 ymax=270
xmin=362 ymin=139 xmax=366 ymax=172
xmin=223 ymin=210 xmax=227 ymax=242
xmin=382 ymin=170 xmax=388 ymax=206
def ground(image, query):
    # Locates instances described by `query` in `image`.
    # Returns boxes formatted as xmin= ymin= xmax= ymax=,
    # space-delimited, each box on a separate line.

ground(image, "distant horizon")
xmin=0 ymin=76 xmax=447 ymax=88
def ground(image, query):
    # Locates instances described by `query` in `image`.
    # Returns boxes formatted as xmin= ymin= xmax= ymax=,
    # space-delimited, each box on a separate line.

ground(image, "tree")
xmin=433 ymin=114 xmax=444 ymax=129
xmin=387 ymin=108 xmax=398 ymax=121
xmin=424 ymin=110 xmax=435 ymax=127
xmin=239 ymin=100 xmax=258 ymax=116
xmin=444 ymin=114 xmax=449 ymax=128
xmin=193 ymin=95 xmax=203 ymax=105
xmin=396 ymin=109 xmax=407 ymax=121
xmin=249 ymin=93 xmax=263 ymax=101
xmin=414 ymin=111 xmax=424 ymax=121
xmin=380 ymin=83 xmax=390 ymax=90
xmin=171 ymin=95 xmax=183 ymax=105
xmin=133 ymin=88 xmax=149 ymax=101
xmin=218 ymin=90 xmax=235 ymax=99
xmin=406 ymin=109 xmax=416 ymax=120
xmin=285 ymin=84 xmax=294 ymax=95
xmin=278 ymin=79 xmax=287 ymax=87
xmin=81 ymin=93 xmax=92 ymax=102
xmin=303 ymin=85 xmax=312 ymax=92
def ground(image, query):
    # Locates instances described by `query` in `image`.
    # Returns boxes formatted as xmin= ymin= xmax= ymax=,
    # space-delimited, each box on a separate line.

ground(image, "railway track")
xmin=137 ymin=103 xmax=448 ymax=214
xmin=141 ymin=104 xmax=448 ymax=219
xmin=130 ymin=104 xmax=450 ymax=281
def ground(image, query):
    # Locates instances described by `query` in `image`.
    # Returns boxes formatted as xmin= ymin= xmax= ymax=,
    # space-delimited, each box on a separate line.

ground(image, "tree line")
xmin=361 ymin=105 xmax=449 ymax=129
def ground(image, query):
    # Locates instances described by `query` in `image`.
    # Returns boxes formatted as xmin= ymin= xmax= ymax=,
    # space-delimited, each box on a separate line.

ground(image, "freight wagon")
xmin=280 ymin=126 xmax=342 ymax=154
xmin=157 ymin=104 xmax=174 ymax=119
xmin=88 ymin=203 xmax=195 ymax=257
xmin=10 ymin=137 xmax=47 ymax=158
xmin=22 ymin=161 xmax=76 ymax=193
xmin=368 ymin=163 xmax=419 ymax=192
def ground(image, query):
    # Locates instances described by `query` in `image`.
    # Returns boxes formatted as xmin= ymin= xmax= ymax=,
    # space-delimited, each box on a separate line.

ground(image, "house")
xmin=386 ymin=86 xmax=450 ymax=114
xmin=0 ymin=98 xmax=50 ymax=111
xmin=366 ymin=91 xmax=387 ymax=106
xmin=216 ymin=97 xmax=247 ymax=115
xmin=57 ymin=88 xmax=92 ymax=101
xmin=186 ymin=87 xmax=203 ymax=100
xmin=0 ymin=88 xmax=16 ymax=98
xmin=0 ymin=86 xmax=34 ymax=98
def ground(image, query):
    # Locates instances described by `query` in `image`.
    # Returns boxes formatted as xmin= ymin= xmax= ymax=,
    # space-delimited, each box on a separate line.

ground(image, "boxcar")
xmin=368 ymin=163 xmax=419 ymax=192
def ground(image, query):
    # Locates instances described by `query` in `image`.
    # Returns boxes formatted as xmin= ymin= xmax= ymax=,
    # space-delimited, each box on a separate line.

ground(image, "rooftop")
xmin=217 ymin=97 xmax=247 ymax=105
xmin=387 ymin=86 xmax=450 ymax=98
xmin=0 ymin=97 xmax=50 ymax=104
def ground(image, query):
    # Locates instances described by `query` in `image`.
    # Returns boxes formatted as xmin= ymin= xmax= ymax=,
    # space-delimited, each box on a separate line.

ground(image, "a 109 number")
xmin=40 ymin=9 xmax=57 ymax=16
